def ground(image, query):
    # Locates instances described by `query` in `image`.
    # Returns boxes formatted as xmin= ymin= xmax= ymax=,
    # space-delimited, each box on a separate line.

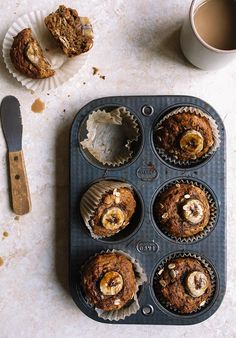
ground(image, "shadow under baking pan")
xmin=55 ymin=123 xmax=70 ymax=293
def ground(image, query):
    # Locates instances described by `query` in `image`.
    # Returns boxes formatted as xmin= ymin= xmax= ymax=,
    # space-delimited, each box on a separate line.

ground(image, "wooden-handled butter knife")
xmin=0 ymin=96 xmax=31 ymax=215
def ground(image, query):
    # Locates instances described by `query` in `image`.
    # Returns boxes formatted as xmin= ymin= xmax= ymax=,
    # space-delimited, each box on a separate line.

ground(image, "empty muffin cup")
xmin=153 ymin=106 xmax=220 ymax=168
xmin=153 ymin=252 xmax=216 ymax=315
xmin=80 ymin=107 xmax=140 ymax=167
xmin=153 ymin=179 xmax=218 ymax=243
xmin=81 ymin=249 xmax=147 ymax=321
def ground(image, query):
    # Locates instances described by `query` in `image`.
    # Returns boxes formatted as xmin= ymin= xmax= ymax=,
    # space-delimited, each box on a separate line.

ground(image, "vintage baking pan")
xmin=69 ymin=95 xmax=226 ymax=325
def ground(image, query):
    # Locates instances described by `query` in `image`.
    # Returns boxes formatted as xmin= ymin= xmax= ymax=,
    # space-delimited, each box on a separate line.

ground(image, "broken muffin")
xmin=10 ymin=28 xmax=54 ymax=79
xmin=44 ymin=5 xmax=93 ymax=57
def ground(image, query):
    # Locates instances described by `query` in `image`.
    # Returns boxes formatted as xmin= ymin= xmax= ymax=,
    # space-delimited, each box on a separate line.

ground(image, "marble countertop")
xmin=0 ymin=0 xmax=235 ymax=337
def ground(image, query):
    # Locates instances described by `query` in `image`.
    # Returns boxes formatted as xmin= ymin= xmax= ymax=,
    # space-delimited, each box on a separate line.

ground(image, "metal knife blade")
xmin=0 ymin=96 xmax=22 ymax=152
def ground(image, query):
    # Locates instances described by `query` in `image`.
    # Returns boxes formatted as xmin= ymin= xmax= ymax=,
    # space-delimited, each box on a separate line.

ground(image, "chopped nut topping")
xmin=168 ymin=263 xmax=176 ymax=269
xmin=184 ymin=194 xmax=191 ymax=199
xmin=159 ymin=279 xmax=167 ymax=287
xmin=162 ymin=212 xmax=168 ymax=219
xmin=170 ymin=270 xmax=177 ymax=278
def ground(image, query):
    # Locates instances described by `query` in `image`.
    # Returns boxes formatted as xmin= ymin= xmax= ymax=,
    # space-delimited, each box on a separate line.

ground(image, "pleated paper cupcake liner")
xmin=153 ymin=252 xmax=216 ymax=315
xmin=80 ymin=180 xmax=133 ymax=239
xmin=2 ymin=10 xmax=88 ymax=91
xmin=80 ymin=107 xmax=140 ymax=167
xmin=81 ymin=249 xmax=147 ymax=321
xmin=154 ymin=179 xmax=218 ymax=243
xmin=154 ymin=106 xmax=221 ymax=167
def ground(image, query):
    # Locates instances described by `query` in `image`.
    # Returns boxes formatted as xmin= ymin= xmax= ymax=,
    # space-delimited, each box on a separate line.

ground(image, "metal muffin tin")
xmin=69 ymin=95 xmax=226 ymax=325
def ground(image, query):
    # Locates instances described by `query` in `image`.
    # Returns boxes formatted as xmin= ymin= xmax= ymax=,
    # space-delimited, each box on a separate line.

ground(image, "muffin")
xmin=80 ymin=181 xmax=136 ymax=238
xmin=155 ymin=257 xmax=213 ymax=314
xmin=82 ymin=252 xmax=137 ymax=312
xmin=44 ymin=5 xmax=93 ymax=57
xmin=10 ymin=28 xmax=55 ymax=79
xmin=154 ymin=107 xmax=219 ymax=164
xmin=153 ymin=182 xmax=211 ymax=238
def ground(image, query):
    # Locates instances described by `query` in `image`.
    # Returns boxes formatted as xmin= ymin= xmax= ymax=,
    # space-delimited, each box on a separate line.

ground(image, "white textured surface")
xmin=0 ymin=1 xmax=235 ymax=337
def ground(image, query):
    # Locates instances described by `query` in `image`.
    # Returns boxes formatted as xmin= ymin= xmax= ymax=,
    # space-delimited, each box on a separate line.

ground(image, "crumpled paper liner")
xmin=154 ymin=106 xmax=221 ymax=167
xmin=80 ymin=107 xmax=140 ymax=167
xmin=81 ymin=249 xmax=147 ymax=321
xmin=2 ymin=10 xmax=89 ymax=91
xmin=153 ymin=252 xmax=216 ymax=315
xmin=80 ymin=180 xmax=133 ymax=239
xmin=154 ymin=179 xmax=218 ymax=243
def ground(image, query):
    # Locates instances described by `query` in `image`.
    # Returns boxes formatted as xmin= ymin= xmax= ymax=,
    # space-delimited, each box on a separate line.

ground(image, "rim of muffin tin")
xmin=77 ymin=104 xmax=145 ymax=170
xmin=150 ymin=251 xmax=219 ymax=318
xmin=150 ymin=177 xmax=219 ymax=244
xmin=151 ymin=103 xmax=220 ymax=170
xmin=78 ymin=177 xmax=145 ymax=244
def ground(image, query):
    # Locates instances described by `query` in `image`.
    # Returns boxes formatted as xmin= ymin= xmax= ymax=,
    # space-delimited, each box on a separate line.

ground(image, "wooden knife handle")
xmin=8 ymin=150 xmax=31 ymax=215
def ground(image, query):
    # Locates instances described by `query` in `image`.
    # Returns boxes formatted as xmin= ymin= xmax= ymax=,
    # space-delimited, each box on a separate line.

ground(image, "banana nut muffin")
xmin=84 ymin=185 xmax=136 ymax=238
xmin=154 ymin=109 xmax=215 ymax=162
xmin=10 ymin=28 xmax=55 ymax=79
xmin=155 ymin=257 xmax=213 ymax=314
xmin=44 ymin=5 xmax=93 ymax=57
xmin=154 ymin=183 xmax=210 ymax=238
xmin=82 ymin=252 xmax=137 ymax=311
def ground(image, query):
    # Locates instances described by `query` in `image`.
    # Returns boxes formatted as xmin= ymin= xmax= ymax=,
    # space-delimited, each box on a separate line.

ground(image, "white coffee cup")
xmin=180 ymin=0 xmax=236 ymax=70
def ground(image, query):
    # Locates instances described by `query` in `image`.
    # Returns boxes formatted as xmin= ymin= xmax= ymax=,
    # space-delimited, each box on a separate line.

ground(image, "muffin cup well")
xmin=81 ymin=250 xmax=147 ymax=321
xmin=152 ymin=252 xmax=216 ymax=315
xmin=154 ymin=106 xmax=221 ymax=167
xmin=80 ymin=107 xmax=140 ymax=167
xmin=152 ymin=179 xmax=218 ymax=243
xmin=80 ymin=180 xmax=139 ymax=240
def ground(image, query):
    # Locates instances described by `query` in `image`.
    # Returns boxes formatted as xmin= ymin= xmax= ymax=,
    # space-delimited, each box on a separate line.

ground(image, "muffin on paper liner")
xmin=2 ymin=10 xmax=89 ymax=91
xmin=153 ymin=252 xmax=216 ymax=315
xmin=80 ymin=107 xmax=140 ymax=167
xmin=80 ymin=180 xmax=135 ymax=239
xmin=154 ymin=106 xmax=221 ymax=166
xmin=153 ymin=179 xmax=218 ymax=244
xmin=81 ymin=249 xmax=147 ymax=321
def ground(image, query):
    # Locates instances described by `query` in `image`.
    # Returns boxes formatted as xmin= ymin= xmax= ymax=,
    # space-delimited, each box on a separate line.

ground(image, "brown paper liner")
xmin=153 ymin=179 xmax=218 ymax=243
xmin=154 ymin=106 xmax=221 ymax=167
xmin=81 ymin=250 xmax=147 ymax=321
xmin=80 ymin=107 xmax=140 ymax=167
xmin=80 ymin=180 xmax=134 ymax=239
xmin=153 ymin=252 xmax=216 ymax=315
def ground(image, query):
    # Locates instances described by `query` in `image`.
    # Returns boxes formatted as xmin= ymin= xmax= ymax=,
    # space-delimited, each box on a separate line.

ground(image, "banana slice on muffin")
xmin=10 ymin=28 xmax=55 ymax=79
xmin=179 ymin=130 xmax=204 ymax=155
xmin=100 ymin=271 xmax=124 ymax=296
xmin=186 ymin=271 xmax=209 ymax=298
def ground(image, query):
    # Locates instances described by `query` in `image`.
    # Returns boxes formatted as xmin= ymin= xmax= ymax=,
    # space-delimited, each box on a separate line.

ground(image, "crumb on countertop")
xmin=3 ymin=232 xmax=9 ymax=238
xmin=92 ymin=66 xmax=99 ymax=75
xmin=92 ymin=67 xmax=106 ymax=80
